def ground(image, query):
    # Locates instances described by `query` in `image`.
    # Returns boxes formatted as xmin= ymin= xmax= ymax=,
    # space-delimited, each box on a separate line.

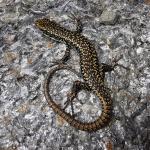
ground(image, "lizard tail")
xmin=44 ymin=65 xmax=112 ymax=132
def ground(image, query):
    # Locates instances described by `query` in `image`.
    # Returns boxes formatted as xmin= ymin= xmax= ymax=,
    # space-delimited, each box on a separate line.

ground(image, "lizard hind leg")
xmin=63 ymin=80 xmax=91 ymax=116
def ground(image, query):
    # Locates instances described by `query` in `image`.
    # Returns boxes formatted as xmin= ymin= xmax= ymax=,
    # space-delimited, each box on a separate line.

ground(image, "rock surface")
xmin=0 ymin=0 xmax=149 ymax=150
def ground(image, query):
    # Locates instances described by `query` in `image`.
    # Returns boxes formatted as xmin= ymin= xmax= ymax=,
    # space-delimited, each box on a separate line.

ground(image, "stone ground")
xmin=0 ymin=0 xmax=149 ymax=150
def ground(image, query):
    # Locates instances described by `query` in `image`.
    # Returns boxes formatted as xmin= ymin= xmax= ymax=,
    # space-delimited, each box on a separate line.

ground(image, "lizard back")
xmin=35 ymin=18 xmax=112 ymax=132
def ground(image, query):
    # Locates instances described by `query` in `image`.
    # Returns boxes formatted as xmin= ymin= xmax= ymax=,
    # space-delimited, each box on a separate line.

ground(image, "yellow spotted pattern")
xmin=35 ymin=18 xmax=112 ymax=132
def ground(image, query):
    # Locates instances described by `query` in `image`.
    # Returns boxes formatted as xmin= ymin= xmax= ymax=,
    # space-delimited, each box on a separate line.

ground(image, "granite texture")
xmin=0 ymin=0 xmax=149 ymax=150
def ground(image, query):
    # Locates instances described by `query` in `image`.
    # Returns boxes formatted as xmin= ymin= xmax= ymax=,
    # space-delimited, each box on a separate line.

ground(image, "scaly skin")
xmin=35 ymin=18 xmax=112 ymax=132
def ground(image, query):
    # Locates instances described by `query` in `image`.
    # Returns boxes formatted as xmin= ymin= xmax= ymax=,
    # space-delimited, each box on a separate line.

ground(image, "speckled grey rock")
xmin=99 ymin=9 xmax=119 ymax=25
xmin=0 ymin=0 xmax=149 ymax=150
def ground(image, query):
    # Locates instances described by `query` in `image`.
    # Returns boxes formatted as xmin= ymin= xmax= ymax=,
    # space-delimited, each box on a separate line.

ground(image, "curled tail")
xmin=44 ymin=65 xmax=112 ymax=132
